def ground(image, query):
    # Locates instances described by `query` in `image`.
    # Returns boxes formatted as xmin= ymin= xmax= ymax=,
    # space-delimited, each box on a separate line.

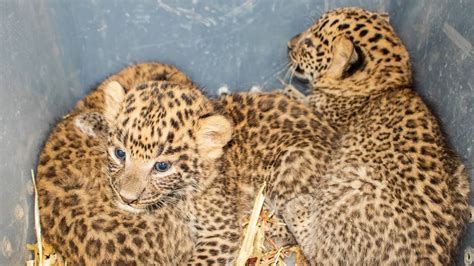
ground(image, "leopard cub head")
xmin=102 ymin=81 xmax=232 ymax=212
xmin=288 ymin=7 xmax=411 ymax=95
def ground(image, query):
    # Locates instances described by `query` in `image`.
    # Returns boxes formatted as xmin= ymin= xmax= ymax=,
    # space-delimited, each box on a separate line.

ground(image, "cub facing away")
xmin=102 ymin=78 xmax=338 ymax=264
xmin=283 ymin=7 xmax=470 ymax=265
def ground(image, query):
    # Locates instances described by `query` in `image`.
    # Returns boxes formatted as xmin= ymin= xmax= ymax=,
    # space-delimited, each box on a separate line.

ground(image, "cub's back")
xmin=217 ymin=92 xmax=338 ymax=208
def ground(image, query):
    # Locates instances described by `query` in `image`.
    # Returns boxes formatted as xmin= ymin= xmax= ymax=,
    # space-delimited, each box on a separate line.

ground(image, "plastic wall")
xmin=1 ymin=0 xmax=472 ymax=264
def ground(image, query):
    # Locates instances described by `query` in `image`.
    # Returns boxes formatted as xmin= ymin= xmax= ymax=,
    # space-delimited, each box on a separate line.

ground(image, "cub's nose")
xmin=119 ymin=190 xmax=140 ymax=204
xmin=287 ymin=33 xmax=302 ymax=51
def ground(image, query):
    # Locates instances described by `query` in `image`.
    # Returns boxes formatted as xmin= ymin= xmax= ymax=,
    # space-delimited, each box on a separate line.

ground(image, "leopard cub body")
xmin=37 ymin=63 xmax=196 ymax=265
xmin=284 ymin=7 xmax=470 ymax=265
xmin=101 ymin=76 xmax=338 ymax=264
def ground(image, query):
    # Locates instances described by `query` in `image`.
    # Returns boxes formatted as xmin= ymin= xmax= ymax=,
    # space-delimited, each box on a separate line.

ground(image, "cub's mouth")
xmin=288 ymin=63 xmax=311 ymax=84
xmin=288 ymin=53 xmax=312 ymax=83
xmin=111 ymin=185 xmax=183 ymax=213
xmin=113 ymin=194 xmax=167 ymax=213
xmin=293 ymin=65 xmax=310 ymax=84
xmin=108 ymin=182 xmax=148 ymax=213
xmin=114 ymin=200 xmax=146 ymax=213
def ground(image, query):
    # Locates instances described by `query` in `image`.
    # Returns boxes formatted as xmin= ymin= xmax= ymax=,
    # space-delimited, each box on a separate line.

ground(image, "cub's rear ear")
xmin=103 ymin=81 xmax=125 ymax=123
xmin=196 ymin=115 xmax=232 ymax=160
xmin=379 ymin=12 xmax=390 ymax=23
xmin=325 ymin=35 xmax=359 ymax=79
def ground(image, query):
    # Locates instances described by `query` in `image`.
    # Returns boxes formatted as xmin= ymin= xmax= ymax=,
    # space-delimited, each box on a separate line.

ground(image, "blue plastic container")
xmin=1 ymin=0 xmax=472 ymax=264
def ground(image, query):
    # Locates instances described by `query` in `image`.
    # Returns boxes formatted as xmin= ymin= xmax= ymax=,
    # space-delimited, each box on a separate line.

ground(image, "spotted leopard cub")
xmin=37 ymin=63 xmax=196 ymax=265
xmin=102 ymin=80 xmax=243 ymax=265
xmin=283 ymin=7 xmax=470 ymax=265
xmin=103 ymin=77 xmax=338 ymax=264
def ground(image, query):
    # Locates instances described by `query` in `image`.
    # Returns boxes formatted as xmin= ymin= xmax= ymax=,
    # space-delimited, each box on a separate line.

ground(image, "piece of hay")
xmin=26 ymin=170 xmax=65 ymax=266
xmin=236 ymin=183 xmax=267 ymax=265
xmin=236 ymin=183 xmax=309 ymax=266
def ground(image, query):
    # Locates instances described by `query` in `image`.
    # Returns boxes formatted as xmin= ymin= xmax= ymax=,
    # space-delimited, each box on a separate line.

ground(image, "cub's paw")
xmin=265 ymin=215 xmax=297 ymax=246
xmin=282 ymin=84 xmax=307 ymax=103
xmin=282 ymin=194 xmax=314 ymax=232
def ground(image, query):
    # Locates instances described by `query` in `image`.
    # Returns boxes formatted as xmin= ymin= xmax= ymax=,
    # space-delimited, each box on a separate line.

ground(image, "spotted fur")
xmin=36 ymin=63 xmax=196 ymax=265
xmin=284 ymin=7 xmax=470 ymax=264
xmin=101 ymin=75 xmax=338 ymax=264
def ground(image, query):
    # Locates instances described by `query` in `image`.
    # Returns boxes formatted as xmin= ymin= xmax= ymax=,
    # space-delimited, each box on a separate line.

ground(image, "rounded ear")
xmin=195 ymin=115 xmax=232 ymax=160
xmin=103 ymin=81 xmax=125 ymax=123
xmin=74 ymin=112 xmax=108 ymax=137
xmin=325 ymin=35 xmax=358 ymax=79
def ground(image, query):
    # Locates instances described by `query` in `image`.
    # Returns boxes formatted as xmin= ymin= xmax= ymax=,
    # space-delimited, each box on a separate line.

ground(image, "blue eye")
xmin=154 ymin=162 xmax=171 ymax=172
xmin=115 ymin=148 xmax=126 ymax=160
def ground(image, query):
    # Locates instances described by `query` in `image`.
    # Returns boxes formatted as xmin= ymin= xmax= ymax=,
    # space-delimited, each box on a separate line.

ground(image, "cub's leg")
xmin=282 ymin=166 xmax=434 ymax=265
xmin=266 ymin=142 xmax=331 ymax=248
xmin=187 ymin=177 xmax=241 ymax=265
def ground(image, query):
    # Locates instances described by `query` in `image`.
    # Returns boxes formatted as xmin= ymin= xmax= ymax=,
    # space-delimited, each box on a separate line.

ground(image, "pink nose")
xmin=119 ymin=190 xmax=140 ymax=204
xmin=288 ymin=33 xmax=302 ymax=51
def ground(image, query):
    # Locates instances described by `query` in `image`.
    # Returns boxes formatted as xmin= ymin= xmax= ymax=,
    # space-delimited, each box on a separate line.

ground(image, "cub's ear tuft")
xmin=74 ymin=112 xmax=108 ymax=137
xmin=325 ymin=35 xmax=358 ymax=79
xmin=379 ymin=12 xmax=390 ymax=23
xmin=196 ymin=115 xmax=232 ymax=160
xmin=103 ymin=81 xmax=125 ymax=123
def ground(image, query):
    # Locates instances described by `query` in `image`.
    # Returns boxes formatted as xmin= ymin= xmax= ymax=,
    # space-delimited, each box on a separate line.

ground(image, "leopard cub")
xmin=37 ymin=63 xmax=196 ymax=265
xmin=283 ymin=7 xmax=470 ymax=265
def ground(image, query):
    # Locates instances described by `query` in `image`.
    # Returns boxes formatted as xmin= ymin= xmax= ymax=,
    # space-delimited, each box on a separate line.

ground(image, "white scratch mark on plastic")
xmin=1 ymin=237 xmax=12 ymax=258
xmin=442 ymin=23 xmax=472 ymax=58
xmin=324 ymin=0 xmax=329 ymax=11
xmin=157 ymin=0 xmax=217 ymax=27
xmin=97 ymin=21 xmax=107 ymax=32
xmin=222 ymin=0 xmax=255 ymax=19
xmin=126 ymin=5 xmax=151 ymax=32
xmin=14 ymin=204 xmax=24 ymax=220
xmin=131 ymin=39 xmax=181 ymax=50
xmin=156 ymin=0 xmax=256 ymax=27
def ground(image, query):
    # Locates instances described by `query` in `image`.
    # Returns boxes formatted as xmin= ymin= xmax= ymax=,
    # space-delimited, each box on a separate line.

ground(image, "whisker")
xmin=262 ymin=62 xmax=291 ymax=86
xmin=289 ymin=67 xmax=296 ymax=86
xmin=282 ymin=64 xmax=293 ymax=84
xmin=283 ymin=66 xmax=290 ymax=81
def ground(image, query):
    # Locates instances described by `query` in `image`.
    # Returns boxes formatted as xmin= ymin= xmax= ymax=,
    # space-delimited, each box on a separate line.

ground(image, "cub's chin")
xmin=293 ymin=74 xmax=311 ymax=85
xmin=114 ymin=200 xmax=147 ymax=214
xmin=291 ymin=66 xmax=312 ymax=84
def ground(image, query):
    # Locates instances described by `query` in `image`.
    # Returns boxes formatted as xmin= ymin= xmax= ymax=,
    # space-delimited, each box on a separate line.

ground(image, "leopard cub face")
xmin=103 ymin=81 xmax=232 ymax=213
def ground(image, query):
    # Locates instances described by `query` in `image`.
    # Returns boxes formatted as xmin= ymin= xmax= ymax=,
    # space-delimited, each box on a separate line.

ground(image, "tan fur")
xmin=36 ymin=63 xmax=196 ymax=265
xmin=100 ymin=74 xmax=338 ymax=264
xmin=325 ymin=35 xmax=358 ymax=79
xmin=103 ymin=81 xmax=126 ymax=123
xmin=196 ymin=115 xmax=233 ymax=160
xmin=284 ymin=7 xmax=470 ymax=265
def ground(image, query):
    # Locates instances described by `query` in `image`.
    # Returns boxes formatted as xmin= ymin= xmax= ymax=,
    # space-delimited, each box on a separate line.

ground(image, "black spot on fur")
xmin=338 ymin=23 xmax=350 ymax=30
xmin=368 ymin=33 xmax=383 ymax=43
xmin=329 ymin=19 xmax=340 ymax=27
xmin=353 ymin=23 xmax=365 ymax=31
